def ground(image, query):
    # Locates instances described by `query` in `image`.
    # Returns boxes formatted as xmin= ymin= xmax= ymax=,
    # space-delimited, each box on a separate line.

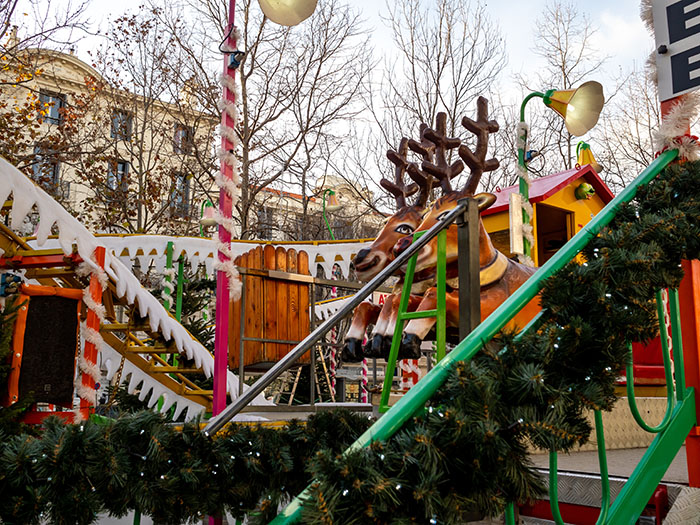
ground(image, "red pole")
xmin=213 ymin=0 xmax=237 ymax=418
xmin=81 ymin=246 xmax=105 ymax=420
xmin=662 ymin=94 xmax=700 ymax=486
xmin=679 ymin=260 xmax=700 ymax=486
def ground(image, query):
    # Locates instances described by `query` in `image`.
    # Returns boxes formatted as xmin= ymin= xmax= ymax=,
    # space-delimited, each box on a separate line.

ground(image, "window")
xmin=173 ymin=124 xmax=193 ymax=154
xmin=107 ymin=160 xmax=129 ymax=193
xmin=32 ymin=146 xmax=60 ymax=190
xmin=111 ymin=110 xmax=132 ymax=140
xmin=39 ymin=90 xmax=65 ymax=125
xmin=171 ymin=173 xmax=190 ymax=217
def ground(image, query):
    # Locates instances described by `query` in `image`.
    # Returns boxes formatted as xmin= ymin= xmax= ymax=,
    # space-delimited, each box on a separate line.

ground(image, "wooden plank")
xmin=287 ymin=249 xmax=300 ymax=363
xmin=275 ymin=246 xmax=289 ymax=363
xmin=247 ymin=246 xmax=264 ymax=364
xmin=263 ymin=245 xmax=277 ymax=362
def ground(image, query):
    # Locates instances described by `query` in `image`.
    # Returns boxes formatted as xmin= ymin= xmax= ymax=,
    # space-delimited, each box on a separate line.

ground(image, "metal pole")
xmin=517 ymin=91 xmax=545 ymax=260
xmin=322 ymin=189 xmax=335 ymax=240
xmin=457 ymin=198 xmax=481 ymax=340
xmin=175 ymin=255 xmax=184 ymax=322
xmin=309 ymin=282 xmax=316 ymax=406
xmin=203 ymin=200 xmax=470 ymax=435
xmin=237 ymin=277 xmax=246 ymax=396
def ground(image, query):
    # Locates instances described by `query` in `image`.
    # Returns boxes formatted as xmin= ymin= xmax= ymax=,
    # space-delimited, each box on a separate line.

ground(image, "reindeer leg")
xmin=383 ymin=293 xmax=423 ymax=360
xmin=342 ymin=301 xmax=381 ymax=362
xmin=401 ymin=288 xmax=460 ymax=359
xmin=364 ymin=295 xmax=395 ymax=358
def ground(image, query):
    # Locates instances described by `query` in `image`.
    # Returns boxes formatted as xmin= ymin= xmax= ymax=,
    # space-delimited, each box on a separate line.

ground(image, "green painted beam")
xmin=606 ymin=388 xmax=696 ymax=525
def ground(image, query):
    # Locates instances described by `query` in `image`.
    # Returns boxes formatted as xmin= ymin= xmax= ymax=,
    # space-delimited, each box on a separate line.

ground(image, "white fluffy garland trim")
xmin=215 ymin=171 xmax=240 ymax=201
xmin=76 ymin=261 xmax=109 ymax=289
xmin=82 ymin=287 xmax=106 ymax=323
xmin=654 ymin=92 xmax=700 ymax=161
xmin=640 ymin=0 xmax=653 ymax=34
xmin=516 ymin=122 xmax=529 ymax=150
xmin=213 ymin=258 xmax=242 ymax=300
xmin=220 ymin=126 xmax=237 ymax=144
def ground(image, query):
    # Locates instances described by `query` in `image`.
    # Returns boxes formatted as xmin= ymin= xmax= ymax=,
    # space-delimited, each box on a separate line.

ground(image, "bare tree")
xmin=69 ymin=9 xmax=220 ymax=235
xmin=594 ymin=67 xmax=659 ymax=192
xmin=516 ymin=0 xmax=608 ymax=172
xmin=360 ymin=0 xmax=507 ymax=199
xmin=1 ymin=0 xmax=93 ymax=85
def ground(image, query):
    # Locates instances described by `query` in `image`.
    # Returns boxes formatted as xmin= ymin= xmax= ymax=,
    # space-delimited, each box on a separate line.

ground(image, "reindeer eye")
xmin=395 ymin=224 xmax=414 ymax=235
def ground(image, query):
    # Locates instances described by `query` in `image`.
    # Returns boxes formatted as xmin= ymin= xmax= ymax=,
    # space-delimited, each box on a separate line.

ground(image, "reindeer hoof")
xmin=380 ymin=336 xmax=395 ymax=361
xmin=362 ymin=334 xmax=384 ymax=359
xmin=400 ymin=334 xmax=423 ymax=360
xmin=342 ymin=339 xmax=364 ymax=362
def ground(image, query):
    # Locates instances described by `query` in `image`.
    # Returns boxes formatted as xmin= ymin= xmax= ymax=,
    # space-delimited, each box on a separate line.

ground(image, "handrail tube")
xmin=626 ymin=290 xmax=677 ymax=433
xmin=270 ymin=149 xmax=678 ymax=523
xmin=548 ymin=411 xmax=610 ymax=525
xmin=669 ymin=288 xmax=686 ymax=400
xmin=202 ymin=200 xmax=470 ymax=435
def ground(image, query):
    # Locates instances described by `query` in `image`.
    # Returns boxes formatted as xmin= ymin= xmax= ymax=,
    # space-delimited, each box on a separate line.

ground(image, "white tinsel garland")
xmin=74 ymin=254 xmax=108 ymax=404
xmin=653 ymin=92 xmax=700 ymax=161
xmin=161 ymin=267 xmax=177 ymax=307
xmin=515 ymin=122 xmax=535 ymax=267
xmin=216 ymin=31 xmax=244 ymax=301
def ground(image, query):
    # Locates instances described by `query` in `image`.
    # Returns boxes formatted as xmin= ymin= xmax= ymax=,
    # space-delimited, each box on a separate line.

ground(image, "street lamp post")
xmin=321 ymin=188 xmax=342 ymax=240
xmin=515 ymin=81 xmax=605 ymax=262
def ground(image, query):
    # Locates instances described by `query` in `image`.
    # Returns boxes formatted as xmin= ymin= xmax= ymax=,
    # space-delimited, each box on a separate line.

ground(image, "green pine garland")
xmin=0 ymin=409 xmax=372 ymax=524
xmin=301 ymin=161 xmax=700 ymax=523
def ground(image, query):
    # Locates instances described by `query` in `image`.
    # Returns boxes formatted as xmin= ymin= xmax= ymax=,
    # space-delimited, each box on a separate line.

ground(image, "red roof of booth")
xmin=481 ymin=164 xmax=614 ymax=216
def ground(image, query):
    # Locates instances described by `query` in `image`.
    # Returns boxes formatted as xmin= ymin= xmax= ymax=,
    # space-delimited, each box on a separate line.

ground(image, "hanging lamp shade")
xmin=325 ymin=190 xmax=342 ymax=212
xmin=200 ymin=204 xmax=218 ymax=227
xmin=576 ymin=141 xmax=603 ymax=174
xmin=258 ymin=0 xmax=317 ymax=26
xmin=544 ymin=81 xmax=604 ymax=137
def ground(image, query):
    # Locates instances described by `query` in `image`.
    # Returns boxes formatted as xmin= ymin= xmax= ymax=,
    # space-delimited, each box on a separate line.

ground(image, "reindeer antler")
xmin=459 ymin=97 xmax=500 ymax=195
xmin=406 ymin=123 xmax=436 ymax=208
xmin=382 ymin=137 xmax=419 ymax=209
xmin=421 ymin=112 xmax=465 ymax=193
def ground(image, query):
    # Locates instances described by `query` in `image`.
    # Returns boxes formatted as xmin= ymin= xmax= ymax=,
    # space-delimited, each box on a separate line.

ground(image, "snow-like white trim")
xmin=41 ymin=235 xmax=371 ymax=281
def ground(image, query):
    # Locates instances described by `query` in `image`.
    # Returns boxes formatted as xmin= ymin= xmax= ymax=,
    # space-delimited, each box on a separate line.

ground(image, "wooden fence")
xmin=229 ymin=245 xmax=311 ymax=369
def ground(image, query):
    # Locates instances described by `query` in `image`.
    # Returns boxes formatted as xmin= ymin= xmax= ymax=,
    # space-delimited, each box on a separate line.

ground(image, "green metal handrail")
xmin=379 ymin=229 xmax=447 ymax=412
xmin=270 ymin=149 xmax=679 ymax=524
xmin=626 ymin=290 xmax=677 ymax=433
xmin=548 ymin=410 xmax=610 ymax=525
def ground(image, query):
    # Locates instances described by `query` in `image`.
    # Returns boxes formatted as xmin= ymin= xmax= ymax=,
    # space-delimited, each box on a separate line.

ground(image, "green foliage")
xmin=300 ymin=161 xmax=700 ymax=523
xmin=0 ymin=409 xmax=371 ymax=524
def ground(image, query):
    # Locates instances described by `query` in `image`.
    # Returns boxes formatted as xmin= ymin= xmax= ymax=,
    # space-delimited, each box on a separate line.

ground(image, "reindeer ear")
xmin=474 ymin=192 xmax=497 ymax=211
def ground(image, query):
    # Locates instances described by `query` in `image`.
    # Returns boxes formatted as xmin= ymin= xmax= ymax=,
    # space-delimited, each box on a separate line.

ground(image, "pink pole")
xmin=211 ymin=4 xmax=236 ymax=525
xmin=213 ymin=0 xmax=237 ymax=424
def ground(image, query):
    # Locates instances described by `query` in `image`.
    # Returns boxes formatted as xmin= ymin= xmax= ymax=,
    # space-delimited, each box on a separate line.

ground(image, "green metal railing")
xmin=271 ymin=149 xmax=694 ymax=524
xmin=379 ymin=229 xmax=447 ymax=412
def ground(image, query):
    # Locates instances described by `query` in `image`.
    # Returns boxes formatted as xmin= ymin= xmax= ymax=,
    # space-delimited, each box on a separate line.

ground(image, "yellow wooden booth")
xmin=481 ymin=165 xmax=614 ymax=266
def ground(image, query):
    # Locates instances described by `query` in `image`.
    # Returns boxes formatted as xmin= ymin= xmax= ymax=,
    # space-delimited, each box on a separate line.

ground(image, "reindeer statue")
xmin=342 ymin=131 xmax=435 ymax=362
xmin=393 ymin=98 xmax=540 ymax=357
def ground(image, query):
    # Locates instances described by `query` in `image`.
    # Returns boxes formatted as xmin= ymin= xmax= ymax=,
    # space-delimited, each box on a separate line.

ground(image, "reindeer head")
xmin=351 ymin=131 xmax=434 ymax=281
xmin=393 ymin=99 xmax=500 ymax=273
